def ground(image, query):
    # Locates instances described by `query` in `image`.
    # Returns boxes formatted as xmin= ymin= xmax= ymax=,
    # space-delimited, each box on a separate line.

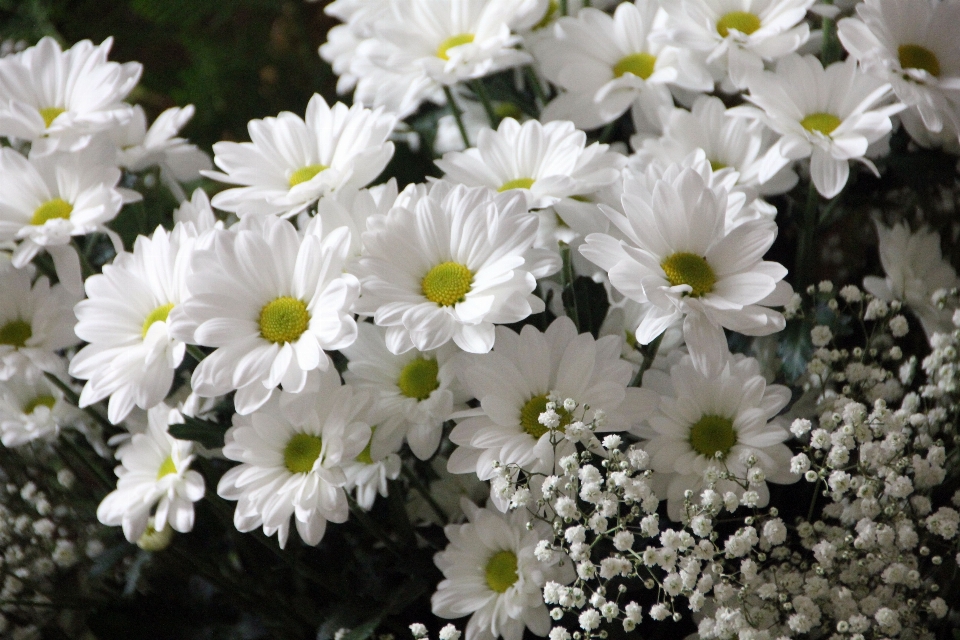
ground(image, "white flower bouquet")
xmin=0 ymin=0 xmax=958 ymax=638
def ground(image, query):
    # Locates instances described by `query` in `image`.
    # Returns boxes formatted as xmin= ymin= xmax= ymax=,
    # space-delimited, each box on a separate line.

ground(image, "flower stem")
xmin=525 ymin=67 xmax=547 ymax=113
xmin=559 ymin=241 xmax=581 ymax=331
xmin=630 ymin=332 xmax=663 ymax=387
xmin=186 ymin=344 xmax=206 ymax=364
xmin=819 ymin=1 xmax=842 ymax=66
xmin=471 ymin=80 xmax=498 ymax=128
xmin=442 ymin=85 xmax=471 ymax=149
xmin=794 ymin=182 xmax=820 ymax=290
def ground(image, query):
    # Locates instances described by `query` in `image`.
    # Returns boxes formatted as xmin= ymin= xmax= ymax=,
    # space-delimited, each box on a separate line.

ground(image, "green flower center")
xmin=800 ymin=112 xmax=842 ymax=136
xmin=157 ymin=455 xmax=178 ymax=480
xmin=142 ymin=303 xmax=175 ymax=338
xmin=613 ymin=53 xmax=657 ymax=80
xmin=23 ymin=395 xmax=56 ymax=415
xmin=31 ymin=198 xmax=73 ymax=226
xmin=498 ymin=177 xmax=535 ymax=192
xmin=356 ymin=427 xmax=377 ymax=465
xmin=437 ymin=33 xmax=474 ymax=60
xmin=532 ymin=0 xmax=559 ymax=30
xmin=661 ymin=252 xmax=716 ymax=297
xmin=289 ymin=164 xmax=328 ymax=188
xmin=898 ymin=44 xmax=940 ymax=78
xmin=421 ymin=262 xmax=473 ymax=307
xmin=710 ymin=160 xmax=728 ymax=171
xmin=717 ymin=11 xmax=761 ymax=37
xmin=485 ymin=550 xmax=518 ymax=593
xmin=0 ymin=320 xmax=32 ymax=348
xmin=137 ymin=521 xmax=173 ymax=552
xmin=625 ymin=329 xmax=638 ymax=349
xmin=520 ymin=393 xmax=571 ymax=439
xmin=689 ymin=414 xmax=737 ymax=459
xmin=494 ymin=102 xmax=523 ymax=120
xmin=39 ymin=107 xmax=64 ymax=128
xmin=259 ymin=297 xmax=310 ymax=344
xmin=397 ymin=357 xmax=440 ymax=401
xmin=284 ymin=433 xmax=323 ymax=474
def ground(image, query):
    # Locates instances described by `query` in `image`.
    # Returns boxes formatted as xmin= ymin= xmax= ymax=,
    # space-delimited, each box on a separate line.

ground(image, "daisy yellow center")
xmin=520 ymin=393 xmax=571 ymax=439
xmin=421 ymin=262 xmax=473 ymax=307
xmin=717 ymin=11 xmax=761 ymax=38
xmin=259 ymin=297 xmax=310 ymax=344
xmin=0 ymin=320 xmax=32 ymax=348
xmin=498 ymin=178 xmax=535 ymax=192
xmin=39 ymin=107 xmax=64 ymax=128
xmin=689 ymin=414 xmax=737 ymax=459
xmin=485 ymin=550 xmax=518 ymax=593
xmin=156 ymin=455 xmax=177 ymax=480
xmin=142 ymin=303 xmax=175 ymax=338
xmin=356 ymin=427 xmax=377 ymax=465
xmin=23 ymin=395 xmax=56 ymax=415
xmin=437 ymin=33 xmax=474 ymax=60
xmin=284 ymin=433 xmax=323 ymax=474
xmin=898 ymin=44 xmax=941 ymax=78
xmin=31 ymin=198 xmax=73 ymax=226
xmin=800 ymin=112 xmax=841 ymax=136
xmin=397 ymin=357 xmax=440 ymax=401
xmin=289 ymin=164 xmax=328 ymax=188
xmin=710 ymin=160 xmax=728 ymax=171
xmin=613 ymin=53 xmax=657 ymax=80
xmin=661 ymin=252 xmax=716 ymax=297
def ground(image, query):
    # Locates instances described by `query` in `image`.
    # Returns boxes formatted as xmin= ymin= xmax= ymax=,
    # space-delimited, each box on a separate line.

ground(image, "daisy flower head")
xmin=174 ymin=214 xmax=360 ymax=415
xmin=0 ymin=36 xmax=141 ymax=153
xmin=0 ymin=375 xmax=78 ymax=447
xmin=97 ymin=404 xmax=206 ymax=543
xmin=0 ymin=267 xmax=79 ymax=381
xmin=579 ymin=164 xmax=792 ymax=376
xmin=342 ymin=322 xmax=467 ymax=460
xmin=0 ymin=144 xmax=129 ymax=293
xmin=342 ymin=424 xmax=402 ymax=511
xmin=447 ymin=317 xmax=658 ymax=486
xmin=659 ymin=0 xmax=816 ymax=89
xmin=111 ymin=105 xmax=211 ymax=201
xmin=303 ymin=179 xmax=401 ymax=261
xmin=532 ymin=0 xmax=713 ymax=131
xmin=838 ymin=0 xmax=960 ymax=142
xmin=630 ymin=95 xmax=799 ymax=199
xmin=432 ymin=499 xmax=574 ymax=640
xmin=435 ymin=117 xmax=626 ymax=211
xmin=730 ymin=54 xmax=904 ymax=199
xmin=204 ymin=93 xmax=397 ymax=218
xmin=638 ymin=352 xmax=797 ymax=521
xmin=217 ymin=371 xmax=371 ymax=548
xmin=354 ymin=181 xmax=560 ymax=355
xmin=863 ymin=222 xmax=960 ymax=339
xmin=70 ymin=224 xmax=194 ymax=424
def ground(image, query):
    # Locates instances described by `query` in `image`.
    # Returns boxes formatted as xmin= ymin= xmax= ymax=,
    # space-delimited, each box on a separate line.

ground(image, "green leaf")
xmin=168 ymin=415 xmax=227 ymax=449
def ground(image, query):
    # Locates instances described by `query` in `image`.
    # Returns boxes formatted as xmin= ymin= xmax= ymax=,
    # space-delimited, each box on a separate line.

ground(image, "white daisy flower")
xmin=302 ymin=179 xmax=400 ymax=261
xmin=0 ymin=36 xmax=141 ymax=154
xmin=343 ymin=426 xmax=402 ymax=511
xmin=630 ymin=95 xmax=799 ymax=199
xmin=729 ymin=54 xmax=904 ymax=199
xmin=0 ymin=375 xmax=78 ymax=447
xmin=447 ymin=317 xmax=658 ymax=485
xmin=343 ymin=322 xmax=466 ymax=460
xmin=217 ymin=372 xmax=371 ymax=548
xmin=111 ymin=105 xmax=211 ymax=201
xmin=863 ymin=222 xmax=960 ymax=339
xmin=659 ymin=0 xmax=816 ymax=89
xmin=531 ymin=0 xmax=713 ymax=130
xmin=0 ymin=144 xmax=130 ymax=293
xmin=173 ymin=188 xmax=223 ymax=236
xmin=838 ymin=0 xmax=960 ymax=142
xmin=349 ymin=0 xmax=532 ymax=117
xmin=97 ymin=403 xmax=206 ymax=543
xmin=638 ymin=352 xmax=797 ymax=521
xmin=320 ymin=0 xmax=392 ymax=94
xmin=354 ymin=181 xmax=560 ymax=355
xmin=432 ymin=499 xmax=574 ymax=640
xmin=70 ymin=223 xmax=195 ymax=424
xmin=598 ymin=288 xmax=684 ymax=370
xmin=579 ymin=165 xmax=792 ymax=376
xmin=435 ymin=117 xmax=626 ymax=212
xmin=0 ymin=267 xmax=78 ymax=381
xmin=173 ymin=215 xmax=360 ymax=415
xmin=203 ymin=93 xmax=397 ymax=218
